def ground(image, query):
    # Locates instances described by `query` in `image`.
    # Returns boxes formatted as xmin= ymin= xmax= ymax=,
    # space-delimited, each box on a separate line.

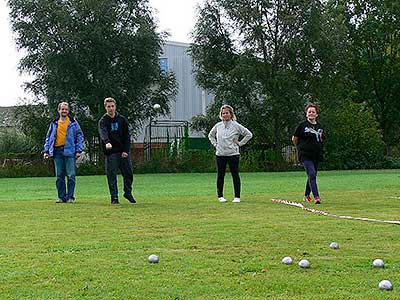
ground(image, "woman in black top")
xmin=292 ymin=103 xmax=324 ymax=204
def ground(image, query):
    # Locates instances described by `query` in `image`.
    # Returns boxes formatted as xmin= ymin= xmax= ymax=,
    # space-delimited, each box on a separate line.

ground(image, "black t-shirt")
xmin=294 ymin=120 xmax=324 ymax=162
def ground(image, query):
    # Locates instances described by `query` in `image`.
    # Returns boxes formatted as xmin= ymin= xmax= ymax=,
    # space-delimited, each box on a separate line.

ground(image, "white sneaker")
xmin=218 ymin=197 xmax=227 ymax=203
xmin=232 ymin=198 xmax=241 ymax=203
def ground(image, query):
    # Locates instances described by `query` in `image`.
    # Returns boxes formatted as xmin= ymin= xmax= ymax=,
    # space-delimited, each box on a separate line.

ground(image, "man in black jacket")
xmin=98 ymin=97 xmax=136 ymax=204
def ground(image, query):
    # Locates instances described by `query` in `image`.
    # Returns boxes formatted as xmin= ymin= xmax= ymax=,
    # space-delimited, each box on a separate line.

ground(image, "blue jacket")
xmin=43 ymin=116 xmax=84 ymax=157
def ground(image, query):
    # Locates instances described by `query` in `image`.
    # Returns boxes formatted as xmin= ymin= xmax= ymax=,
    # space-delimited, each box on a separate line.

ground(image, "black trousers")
xmin=105 ymin=153 xmax=133 ymax=200
xmin=216 ymin=155 xmax=240 ymax=198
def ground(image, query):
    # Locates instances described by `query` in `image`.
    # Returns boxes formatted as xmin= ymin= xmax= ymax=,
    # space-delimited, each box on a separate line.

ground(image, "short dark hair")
xmin=104 ymin=97 xmax=116 ymax=107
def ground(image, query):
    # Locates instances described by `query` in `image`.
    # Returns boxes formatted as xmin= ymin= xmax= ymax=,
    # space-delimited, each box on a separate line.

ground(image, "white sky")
xmin=0 ymin=0 xmax=200 ymax=107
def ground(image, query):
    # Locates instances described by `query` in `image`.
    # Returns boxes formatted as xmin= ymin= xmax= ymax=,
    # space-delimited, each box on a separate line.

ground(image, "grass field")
xmin=0 ymin=170 xmax=399 ymax=299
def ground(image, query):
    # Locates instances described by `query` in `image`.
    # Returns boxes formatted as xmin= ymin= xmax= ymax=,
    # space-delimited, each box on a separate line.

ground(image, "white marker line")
xmin=271 ymin=199 xmax=400 ymax=225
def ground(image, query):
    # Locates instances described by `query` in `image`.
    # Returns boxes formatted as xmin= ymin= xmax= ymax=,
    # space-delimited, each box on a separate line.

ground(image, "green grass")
xmin=0 ymin=170 xmax=399 ymax=299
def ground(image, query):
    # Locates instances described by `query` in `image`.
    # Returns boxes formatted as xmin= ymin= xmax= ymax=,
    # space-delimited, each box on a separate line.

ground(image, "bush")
xmin=322 ymin=101 xmax=385 ymax=169
xmin=0 ymin=153 xmax=53 ymax=177
xmin=0 ymin=129 xmax=40 ymax=154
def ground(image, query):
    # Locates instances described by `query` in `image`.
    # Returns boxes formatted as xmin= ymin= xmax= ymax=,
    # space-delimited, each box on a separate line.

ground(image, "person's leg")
xmin=313 ymin=161 xmax=320 ymax=203
xmin=120 ymin=154 xmax=135 ymax=203
xmin=105 ymin=153 xmax=119 ymax=202
xmin=216 ymin=156 xmax=228 ymax=199
xmin=54 ymin=148 xmax=66 ymax=202
xmin=303 ymin=160 xmax=319 ymax=200
xmin=305 ymin=179 xmax=311 ymax=196
xmin=65 ymin=156 xmax=77 ymax=202
xmin=227 ymin=155 xmax=241 ymax=199
xmin=303 ymin=178 xmax=312 ymax=202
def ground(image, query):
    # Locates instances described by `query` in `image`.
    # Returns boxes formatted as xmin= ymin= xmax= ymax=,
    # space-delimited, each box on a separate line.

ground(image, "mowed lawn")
xmin=0 ymin=170 xmax=399 ymax=300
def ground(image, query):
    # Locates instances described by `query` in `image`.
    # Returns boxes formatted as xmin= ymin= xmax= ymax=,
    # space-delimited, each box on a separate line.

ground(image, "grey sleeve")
xmin=237 ymin=124 xmax=253 ymax=146
xmin=208 ymin=124 xmax=218 ymax=147
xmin=98 ymin=118 xmax=110 ymax=144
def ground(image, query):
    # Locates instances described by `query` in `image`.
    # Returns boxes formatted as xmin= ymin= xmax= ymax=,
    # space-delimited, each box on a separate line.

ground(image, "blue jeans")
xmin=54 ymin=147 xmax=77 ymax=201
xmin=303 ymin=160 xmax=319 ymax=198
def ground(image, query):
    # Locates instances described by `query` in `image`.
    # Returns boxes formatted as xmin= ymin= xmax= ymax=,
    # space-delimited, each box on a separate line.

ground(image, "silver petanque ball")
xmin=148 ymin=254 xmax=159 ymax=263
xmin=298 ymin=259 xmax=310 ymax=268
xmin=153 ymin=103 xmax=161 ymax=111
xmin=282 ymin=256 xmax=293 ymax=265
xmin=373 ymin=259 xmax=385 ymax=268
xmin=329 ymin=242 xmax=339 ymax=249
xmin=378 ymin=280 xmax=393 ymax=291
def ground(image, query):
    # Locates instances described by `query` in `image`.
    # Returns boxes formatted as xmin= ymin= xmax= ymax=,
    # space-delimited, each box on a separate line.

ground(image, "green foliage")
xmin=134 ymin=149 xmax=216 ymax=173
xmin=343 ymin=0 xmax=400 ymax=147
xmin=190 ymin=0 xmax=335 ymax=149
xmin=12 ymin=102 xmax=52 ymax=149
xmin=190 ymin=98 xmax=222 ymax=136
xmin=323 ymin=100 xmax=385 ymax=169
xmin=190 ymin=0 xmax=400 ymax=158
xmin=0 ymin=128 xmax=40 ymax=154
xmin=0 ymin=153 xmax=53 ymax=177
xmin=8 ymin=0 xmax=177 ymax=140
xmin=1 ymin=171 xmax=400 ymax=299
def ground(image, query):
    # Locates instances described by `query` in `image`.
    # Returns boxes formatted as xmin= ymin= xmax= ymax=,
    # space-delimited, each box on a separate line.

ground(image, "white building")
xmin=134 ymin=41 xmax=214 ymax=144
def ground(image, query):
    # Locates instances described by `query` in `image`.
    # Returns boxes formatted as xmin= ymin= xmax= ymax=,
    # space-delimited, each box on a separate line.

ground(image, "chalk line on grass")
xmin=271 ymin=198 xmax=400 ymax=225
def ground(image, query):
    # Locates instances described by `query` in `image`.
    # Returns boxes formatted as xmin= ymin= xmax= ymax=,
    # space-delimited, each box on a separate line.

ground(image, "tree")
xmin=343 ymin=0 xmax=400 ymax=150
xmin=8 ymin=0 xmax=177 ymax=149
xmin=190 ymin=0 xmax=335 ymax=150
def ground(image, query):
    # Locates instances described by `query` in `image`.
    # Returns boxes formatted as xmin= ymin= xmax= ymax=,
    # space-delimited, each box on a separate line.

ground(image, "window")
xmin=159 ymin=58 xmax=168 ymax=75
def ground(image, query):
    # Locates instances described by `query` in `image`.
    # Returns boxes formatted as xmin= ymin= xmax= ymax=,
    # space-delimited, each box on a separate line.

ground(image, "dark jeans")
xmin=303 ymin=160 xmax=319 ymax=198
xmin=105 ymin=153 xmax=133 ymax=200
xmin=216 ymin=155 xmax=240 ymax=198
xmin=54 ymin=147 xmax=76 ymax=201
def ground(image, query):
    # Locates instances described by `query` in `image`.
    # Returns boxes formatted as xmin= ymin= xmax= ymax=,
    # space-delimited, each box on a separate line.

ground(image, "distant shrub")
xmin=323 ymin=101 xmax=385 ymax=169
xmin=0 ymin=129 xmax=39 ymax=154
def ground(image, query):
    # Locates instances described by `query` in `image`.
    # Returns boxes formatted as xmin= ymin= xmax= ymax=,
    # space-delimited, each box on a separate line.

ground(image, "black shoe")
xmin=111 ymin=199 xmax=120 ymax=204
xmin=123 ymin=194 xmax=136 ymax=204
xmin=56 ymin=199 xmax=66 ymax=203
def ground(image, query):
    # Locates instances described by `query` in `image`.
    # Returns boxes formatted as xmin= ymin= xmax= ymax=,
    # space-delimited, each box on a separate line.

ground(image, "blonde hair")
xmin=104 ymin=97 xmax=116 ymax=107
xmin=57 ymin=102 xmax=69 ymax=111
xmin=219 ymin=104 xmax=237 ymax=121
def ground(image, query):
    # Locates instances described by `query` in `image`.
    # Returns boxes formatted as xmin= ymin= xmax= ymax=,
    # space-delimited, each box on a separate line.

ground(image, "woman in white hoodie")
xmin=208 ymin=105 xmax=253 ymax=203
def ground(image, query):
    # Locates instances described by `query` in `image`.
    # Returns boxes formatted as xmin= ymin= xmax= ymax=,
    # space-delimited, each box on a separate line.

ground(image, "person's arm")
xmin=43 ymin=123 xmax=53 ymax=158
xmin=98 ymin=117 xmax=110 ymax=144
xmin=292 ymin=136 xmax=298 ymax=146
xmin=74 ymin=120 xmax=84 ymax=157
xmin=237 ymin=124 xmax=253 ymax=146
xmin=292 ymin=123 xmax=303 ymax=146
xmin=98 ymin=117 xmax=113 ymax=150
xmin=208 ymin=124 xmax=218 ymax=147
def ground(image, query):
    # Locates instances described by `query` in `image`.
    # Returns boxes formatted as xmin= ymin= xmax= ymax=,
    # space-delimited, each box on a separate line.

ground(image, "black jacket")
xmin=98 ymin=112 xmax=130 ymax=155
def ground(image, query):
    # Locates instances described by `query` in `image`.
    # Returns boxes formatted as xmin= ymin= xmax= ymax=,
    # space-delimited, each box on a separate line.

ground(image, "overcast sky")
xmin=0 ymin=0 xmax=200 ymax=107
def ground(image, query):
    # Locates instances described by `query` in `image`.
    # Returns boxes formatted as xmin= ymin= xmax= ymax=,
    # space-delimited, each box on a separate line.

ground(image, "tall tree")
xmin=8 ymin=0 xmax=176 ymax=143
xmin=344 ymin=0 xmax=400 ymax=149
xmin=191 ymin=0 xmax=331 ymax=149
